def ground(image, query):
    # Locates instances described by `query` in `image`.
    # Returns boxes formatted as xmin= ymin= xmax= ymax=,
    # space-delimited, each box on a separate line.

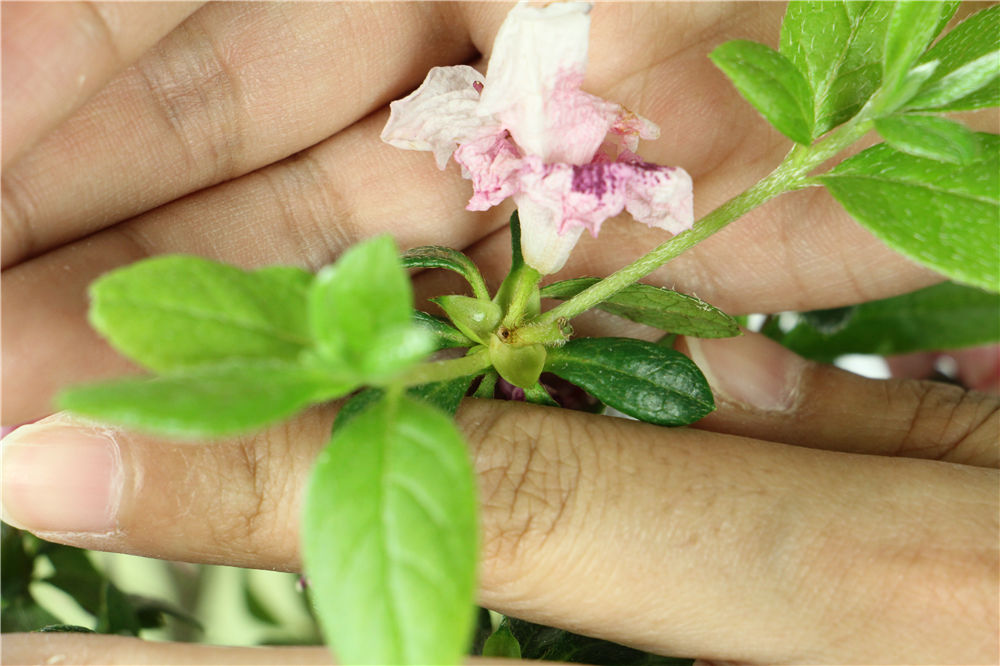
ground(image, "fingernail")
xmin=685 ymin=332 xmax=806 ymax=412
xmin=1 ymin=422 xmax=121 ymax=534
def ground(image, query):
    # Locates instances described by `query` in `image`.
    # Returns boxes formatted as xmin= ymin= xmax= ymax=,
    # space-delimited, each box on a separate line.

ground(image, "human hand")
xmin=3 ymin=2 xmax=997 ymax=664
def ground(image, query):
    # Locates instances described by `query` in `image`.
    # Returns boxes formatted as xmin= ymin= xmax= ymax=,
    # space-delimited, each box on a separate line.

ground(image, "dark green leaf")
xmin=800 ymin=305 xmax=856 ymax=335
xmin=303 ymin=395 xmax=478 ymax=665
xmin=482 ymin=622 xmax=521 ymax=659
xmin=129 ymin=595 xmax=202 ymax=631
xmin=1 ymin=597 xmax=63 ymax=633
xmin=510 ymin=211 xmax=524 ymax=271
xmin=874 ymin=114 xmax=981 ymax=164
xmin=59 ymin=361 xmax=350 ymax=438
xmin=43 ymin=546 xmax=104 ymax=615
xmin=90 ymin=256 xmax=312 ymax=372
xmin=819 ymin=134 xmax=999 ymax=291
xmin=2 ymin=524 xmax=35 ymax=602
xmin=244 ymin=583 xmax=281 ymax=626
xmin=96 ymin=581 xmax=142 ymax=636
xmin=402 ymin=246 xmax=490 ymax=301
xmin=506 ymin=617 xmax=694 ymax=665
xmin=709 ymin=40 xmax=814 ymax=144
xmin=412 ymin=311 xmax=472 ymax=350
xmin=546 ymin=338 xmax=714 ymax=426
xmin=780 ymin=1 xmax=894 ymax=134
xmin=310 ymin=235 xmax=433 ymax=382
xmin=37 ymin=624 xmax=97 ymax=633
xmin=333 ymin=374 xmax=475 ymax=432
xmin=912 ymin=5 xmax=1000 ymax=111
xmin=883 ymin=2 xmax=957 ymax=89
xmin=778 ymin=282 xmax=1000 ymax=361
xmin=541 ymin=279 xmax=739 ymax=338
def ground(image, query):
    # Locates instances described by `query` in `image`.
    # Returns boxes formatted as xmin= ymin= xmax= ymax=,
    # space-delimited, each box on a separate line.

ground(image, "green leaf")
xmin=800 ymin=305 xmax=856 ymax=335
xmin=482 ymin=622 xmax=521 ymax=659
xmin=541 ymin=279 xmax=740 ymax=338
xmin=908 ymin=50 xmax=1000 ymax=110
xmin=2 ymin=524 xmax=35 ymax=602
xmin=333 ymin=374 xmax=475 ymax=432
xmin=310 ymin=235 xmax=433 ymax=382
xmin=523 ymin=383 xmax=559 ymax=407
xmin=777 ymin=282 xmax=1000 ymax=362
xmin=709 ymin=40 xmax=814 ymax=145
xmin=780 ymin=1 xmax=894 ymax=135
xmin=37 ymin=624 xmax=97 ymax=633
xmin=89 ymin=257 xmax=312 ymax=373
xmin=883 ymin=1 xmax=956 ymax=89
xmin=95 ymin=581 xmax=142 ymax=636
xmin=912 ymin=5 xmax=1000 ymax=111
xmin=59 ymin=361 xmax=350 ymax=438
xmin=43 ymin=546 xmax=104 ymax=615
xmin=402 ymin=246 xmax=490 ymax=301
xmin=129 ymin=595 xmax=202 ymax=631
xmin=303 ymin=394 xmax=478 ymax=665
xmin=412 ymin=311 xmax=472 ymax=350
xmin=874 ymin=114 xmax=981 ymax=164
xmin=819 ymin=134 xmax=999 ymax=291
xmin=1 ymin=597 xmax=62 ymax=633
xmin=432 ymin=296 xmax=501 ymax=345
xmin=545 ymin=338 xmax=714 ymax=426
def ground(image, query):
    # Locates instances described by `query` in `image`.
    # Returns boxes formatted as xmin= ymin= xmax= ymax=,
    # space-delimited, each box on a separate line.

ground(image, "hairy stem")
xmin=393 ymin=348 xmax=492 ymax=387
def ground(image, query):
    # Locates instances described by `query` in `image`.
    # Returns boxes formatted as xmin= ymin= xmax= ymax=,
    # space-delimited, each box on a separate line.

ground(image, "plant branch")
xmin=393 ymin=348 xmax=492 ymax=387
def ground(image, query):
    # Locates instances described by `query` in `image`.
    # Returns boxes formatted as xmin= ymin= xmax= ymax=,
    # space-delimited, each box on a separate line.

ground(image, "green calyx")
xmin=431 ymin=295 xmax=502 ymax=345
xmin=488 ymin=334 xmax=546 ymax=389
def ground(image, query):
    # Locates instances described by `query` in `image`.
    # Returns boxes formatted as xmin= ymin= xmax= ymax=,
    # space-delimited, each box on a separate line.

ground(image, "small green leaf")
xmin=709 ymin=40 xmax=814 ymax=145
xmin=482 ymin=623 xmax=521 ymax=659
xmin=912 ymin=5 xmax=1000 ymax=111
xmin=95 ymin=581 xmax=142 ymax=636
xmin=43 ymin=546 xmax=104 ymax=616
xmin=402 ymin=246 xmax=490 ymax=301
xmin=333 ymin=374 xmax=475 ymax=432
xmin=89 ymin=256 xmax=312 ymax=372
xmin=875 ymin=114 xmax=980 ymax=164
xmin=523 ymin=383 xmax=559 ymax=407
xmin=37 ymin=625 xmax=96 ymax=633
xmin=310 ymin=235 xmax=433 ymax=382
xmin=1 ymin=597 xmax=62 ymax=633
xmin=546 ymin=338 xmax=714 ymax=427
xmin=303 ymin=395 xmax=478 ymax=665
xmin=819 ymin=134 xmax=999 ymax=291
xmin=432 ymin=296 xmax=502 ymax=345
xmin=59 ymin=361 xmax=350 ymax=438
xmin=490 ymin=338 xmax=546 ymax=389
xmin=2 ymin=524 xmax=35 ymax=602
xmin=541 ymin=278 xmax=740 ymax=338
xmin=800 ymin=305 xmax=856 ymax=335
xmin=412 ymin=311 xmax=473 ymax=350
xmin=883 ymin=1 xmax=957 ymax=89
xmin=909 ymin=50 xmax=1000 ymax=110
xmin=780 ymin=1 xmax=894 ymax=134
xmin=777 ymin=282 xmax=1000 ymax=362
xmin=129 ymin=595 xmax=202 ymax=631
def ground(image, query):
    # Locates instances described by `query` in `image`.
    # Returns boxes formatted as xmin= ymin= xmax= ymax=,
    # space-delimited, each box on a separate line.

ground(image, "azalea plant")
xmin=37 ymin=0 xmax=999 ymax=663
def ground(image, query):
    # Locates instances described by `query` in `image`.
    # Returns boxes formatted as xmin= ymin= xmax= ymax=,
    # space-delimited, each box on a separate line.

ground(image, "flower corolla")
xmin=381 ymin=1 xmax=693 ymax=274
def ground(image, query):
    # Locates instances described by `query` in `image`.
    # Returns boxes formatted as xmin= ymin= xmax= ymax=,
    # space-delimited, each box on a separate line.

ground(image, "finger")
xmin=3 ymin=402 xmax=996 ymax=663
xmin=1 ymin=2 xmax=201 ymax=169
xmin=2 ymin=2 xmax=475 ymax=267
xmin=680 ymin=331 xmax=1000 ymax=467
xmin=1 ymin=633 xmax=522 ymax=665
xmin=954 ymin=345 xmax=1000 ymax=394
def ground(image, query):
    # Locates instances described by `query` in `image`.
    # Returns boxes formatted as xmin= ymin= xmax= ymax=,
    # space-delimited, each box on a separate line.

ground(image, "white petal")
xmin=479 ymin=2 xmax=593 ymax=160
xmin=380 ymin=65 xmax=499 ymax=169
xmin=515 ymin=195 xmax=585 ymax=275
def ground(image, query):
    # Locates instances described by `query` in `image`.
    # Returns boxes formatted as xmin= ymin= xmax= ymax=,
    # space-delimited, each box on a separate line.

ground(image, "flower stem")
xmin=534 ymin=116 xmax=875 ymax=326
xmin=501 ymin=265 xmax=542 ymax=327
xmin=393 ymin=348 xmax=492 ymax=387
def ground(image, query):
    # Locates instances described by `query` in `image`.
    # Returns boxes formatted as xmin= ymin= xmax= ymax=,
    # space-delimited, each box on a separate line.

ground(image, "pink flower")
xmin=381 ymin=1 xmax=693 ymax=274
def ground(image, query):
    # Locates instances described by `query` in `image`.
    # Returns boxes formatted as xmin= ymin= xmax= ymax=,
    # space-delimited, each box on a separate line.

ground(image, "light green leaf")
xmin=89 ymin=256 xmax=312 ymax=372
xmin=780 ymin=1 xmax=894 ymax=135
xmin=777 ymin=282 xmax=1000 ymax=362
xmin=540 ymin=278 xmax=739 ymax=338
xmin=303 ymin=395 xmax=478 ymax=665
xmin=819 ymin=133 xmax=1000 ymax=291
xmin=874 ymin=114 xmax=980 ymax=164
xmin=432 ymin=295 xmax=501 ymax=345
xmin=912 ymin=5 xmax=1000 ymax=111
xmin=402 ymin=246 xmax=490 ymax=301
xmin=482 ymin=623 xmax=521 ymax=659
xmin=310 ymin=235 xmax=433 ymax=382
xmin=545 ymin=338 xmax=714 ymax=427
xmin=883 ymin=1 xmax=957 ymax=89
xmin=58 ymin=361 xmax=350 ymax=438
xmin=709 ymin=40 xmax=814 ymax=145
